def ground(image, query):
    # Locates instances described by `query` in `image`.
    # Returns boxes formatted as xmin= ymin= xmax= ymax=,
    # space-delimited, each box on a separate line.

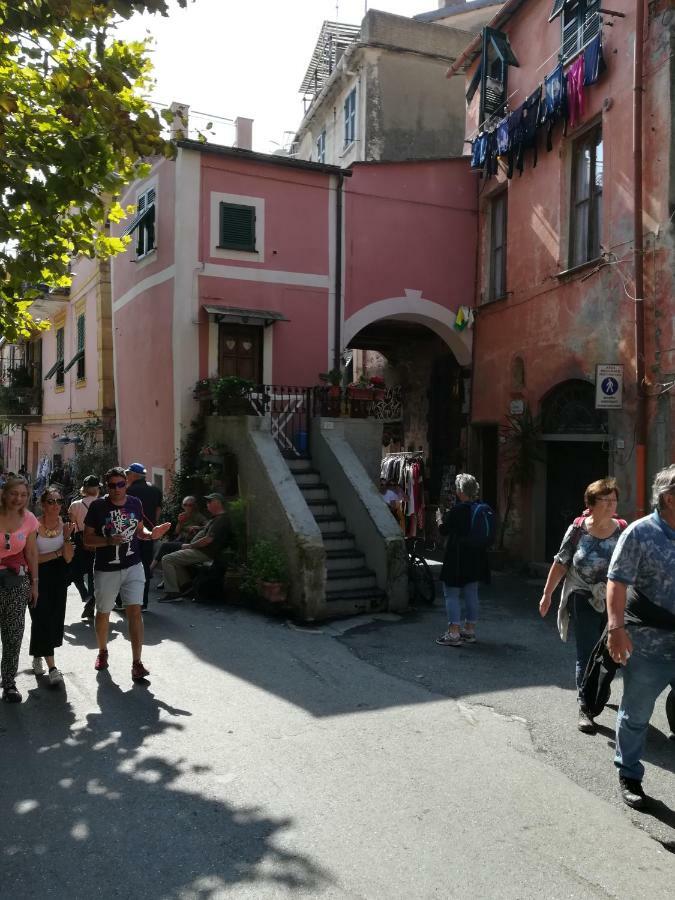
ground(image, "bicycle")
xmin=406 ymin=537 xmax=436 ymax=607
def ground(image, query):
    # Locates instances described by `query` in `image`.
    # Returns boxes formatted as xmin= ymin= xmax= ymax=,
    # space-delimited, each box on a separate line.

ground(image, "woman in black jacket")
xmin=436 ymin=473 xmax=490 ymax=647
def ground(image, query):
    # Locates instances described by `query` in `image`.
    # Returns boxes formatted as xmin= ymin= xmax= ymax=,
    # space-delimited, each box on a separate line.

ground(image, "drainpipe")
xmin=333 ymin=173 xmax=344 ymax=371
xmin=633 ymin=0 xmax=647 ymax=517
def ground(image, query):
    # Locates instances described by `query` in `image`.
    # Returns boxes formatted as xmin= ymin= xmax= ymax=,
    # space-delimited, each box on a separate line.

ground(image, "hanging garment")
xmin=512 ymin=86 xmax=542 ymax=175
xmin=539 ymin=63 xmax=568 ymax=151
xmin=470 ymin=133 xmax=488 ymax=169
xmin=506 ymin=106 xmax=523 ymax=178
xmin=566 ymin=54 xmax=585 ymax=128
xmin=583 ymin=33 xmax=606 ymax=86
xmin=496 ymin=115 xmax=511 ymax=156
xmin=483 ymin=130 xmax=499 ymax=179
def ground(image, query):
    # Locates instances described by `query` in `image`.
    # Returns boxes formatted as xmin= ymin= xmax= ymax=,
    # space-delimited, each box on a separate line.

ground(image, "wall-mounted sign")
xmin=595 ymin=364 xmax=623 ymax=409
xmin=509 ymin=398 xmax=525 ymax=415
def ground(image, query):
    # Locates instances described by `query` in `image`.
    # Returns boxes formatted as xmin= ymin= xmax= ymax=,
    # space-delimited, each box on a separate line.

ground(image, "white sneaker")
xmin=32 ymin=656 xmax=45 ymax=676
xmin=48 ymin=668 xmax=64 ymax=686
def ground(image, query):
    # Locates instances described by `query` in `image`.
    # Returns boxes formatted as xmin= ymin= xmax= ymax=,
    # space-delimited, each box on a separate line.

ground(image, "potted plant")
xmin=369 ymin=375 xmax=386 ymax=401
xmin=246 ymin=539 xmax=288 ymax=603
xmin=347 ymin=374 xmax=373 ymax=402
xmin=211 ymin=376 xmax=254 ymax=415
xmin=319 ymin=369 xmax=342 ymax=397
xmin=193 ymin=378 xmax=212 ymax=400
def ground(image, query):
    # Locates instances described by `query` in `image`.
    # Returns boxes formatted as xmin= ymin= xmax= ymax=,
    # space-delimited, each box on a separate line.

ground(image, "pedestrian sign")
xmin=595 ymin=364 xmax=623 ymax=409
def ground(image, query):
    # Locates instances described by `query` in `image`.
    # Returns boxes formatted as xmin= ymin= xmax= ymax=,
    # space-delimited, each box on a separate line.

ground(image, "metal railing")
xmin=248 ymin=385 xmax=312 ymax=459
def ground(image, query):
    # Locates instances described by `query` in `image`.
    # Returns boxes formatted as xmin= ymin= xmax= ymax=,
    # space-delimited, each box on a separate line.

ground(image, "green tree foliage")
xmin=0 ymin=0 xmax=190 ymax=341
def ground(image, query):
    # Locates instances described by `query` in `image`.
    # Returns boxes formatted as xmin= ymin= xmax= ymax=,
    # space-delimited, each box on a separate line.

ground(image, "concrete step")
xmin=324 ymin=589 xmax=387 ymax=614
xmin=321 ymin=531 xmax=356 ymax=552
xmin=315 ymin=515 xmax=348 ymax=535
xmin=326 ymin=567 xmax=378 ymax=593
xmin=307 ymin=499 xmax=339 ymax=517
xmin=325 ymin=550 xmax=365 ymax=572
xmin=299 ymin=485 xmax=331 ymax=502
xmin=293 ymin=471 xmax=321 ymax=487
xmin=287 ymin=459 xmax=313 ymax=474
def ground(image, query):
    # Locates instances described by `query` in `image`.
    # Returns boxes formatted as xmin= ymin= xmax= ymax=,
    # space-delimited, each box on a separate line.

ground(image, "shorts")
xmin=94 ymin=563 xmax=145 ymax=614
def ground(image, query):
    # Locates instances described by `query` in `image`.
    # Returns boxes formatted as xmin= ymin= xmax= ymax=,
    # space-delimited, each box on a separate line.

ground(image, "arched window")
xmin=541 ymin=379 xmax=608 ymax=435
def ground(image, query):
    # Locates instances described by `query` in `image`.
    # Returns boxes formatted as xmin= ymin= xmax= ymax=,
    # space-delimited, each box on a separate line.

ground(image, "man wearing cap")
xmin=159 ymin=493 xmax=231 ymax=601
xmin=126 ymin=463 xmax=163 ymax=610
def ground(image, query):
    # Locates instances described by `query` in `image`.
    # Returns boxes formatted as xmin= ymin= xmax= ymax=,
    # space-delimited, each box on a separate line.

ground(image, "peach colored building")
xmin=111 ymin=135 xmax=478 ymax=499
xmin=451 ymin=0 xmax=674 ymax=559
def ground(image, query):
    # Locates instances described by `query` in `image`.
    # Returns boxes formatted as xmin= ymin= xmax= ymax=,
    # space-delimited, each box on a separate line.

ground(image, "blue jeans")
xmin=570 ymin=591 xmax=606 ymax=697
xmin=442 ymin=582 xmax=479 ymax=626
xmin=614 ymin=635 xmax=675 ymax=781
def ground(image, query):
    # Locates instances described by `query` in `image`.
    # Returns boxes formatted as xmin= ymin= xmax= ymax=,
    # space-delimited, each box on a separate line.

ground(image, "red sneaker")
xmin=94 ymin=649 xmax=109 ymax=671
xmin=132 ymin=660 xmax=149 ymax=681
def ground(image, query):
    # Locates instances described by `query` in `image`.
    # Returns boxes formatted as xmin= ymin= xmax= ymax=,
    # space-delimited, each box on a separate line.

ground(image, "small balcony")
xmin=0 ymin=365 xmax=42 ymax=423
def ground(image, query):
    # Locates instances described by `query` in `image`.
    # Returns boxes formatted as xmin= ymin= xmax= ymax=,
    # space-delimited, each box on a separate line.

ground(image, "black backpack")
xmin=463 ymin=501 xmax=496 ymax=549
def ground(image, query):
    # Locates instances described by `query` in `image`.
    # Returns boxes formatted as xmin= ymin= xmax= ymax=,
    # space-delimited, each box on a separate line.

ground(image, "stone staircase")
xmin=287 ymin=458 xmax=387 ymax=614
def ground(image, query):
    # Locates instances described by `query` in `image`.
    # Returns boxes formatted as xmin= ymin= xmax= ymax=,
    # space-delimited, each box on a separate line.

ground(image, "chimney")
xmin=234 ymin=116 xmax=253 ymax=151
xmin=169 ymin=101 xmax=190 ymax=140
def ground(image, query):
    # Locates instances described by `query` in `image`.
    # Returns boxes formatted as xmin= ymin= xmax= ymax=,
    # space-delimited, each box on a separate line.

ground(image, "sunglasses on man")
xmin=107 ymin=481 xmax=126 ymax=490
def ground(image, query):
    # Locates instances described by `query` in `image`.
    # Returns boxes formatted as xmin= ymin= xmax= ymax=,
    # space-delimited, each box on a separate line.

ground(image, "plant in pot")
xmin=369 ymin=375 xmax=386 ymax=400
xmin=493 ymin=404 xmax=543 ymax=569
xmin=211 ymin=376 xmax=254 ymax=415
xmin=246 ymin=539 xmax=288 ymax=603
xmin=319 ymin=369 xmax=342 ymax=397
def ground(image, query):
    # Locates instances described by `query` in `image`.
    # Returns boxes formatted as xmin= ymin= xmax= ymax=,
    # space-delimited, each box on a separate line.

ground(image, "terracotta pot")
xmin=259 ymin=580 xmax=287 ymax=603
xmin=372 ymin=388 xmax=385 ymax=401
xmin=328 ymin=385 xmax=342 ymax=398
xmin=347 ymin=387 xmax=373 ymax=401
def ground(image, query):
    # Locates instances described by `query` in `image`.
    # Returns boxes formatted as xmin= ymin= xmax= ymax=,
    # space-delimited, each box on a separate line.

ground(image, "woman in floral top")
xmin=539 ymin=478 xmax=626 ymax=734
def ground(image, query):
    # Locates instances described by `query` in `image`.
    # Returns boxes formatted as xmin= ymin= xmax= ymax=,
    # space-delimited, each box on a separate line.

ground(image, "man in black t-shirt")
xmin=84 ymin=467 xmax=170 ymax=680
xmin=159 ymin=493 xmax=231 ymax=601
xmin=126 ymin=462 xmax=163 ymax=610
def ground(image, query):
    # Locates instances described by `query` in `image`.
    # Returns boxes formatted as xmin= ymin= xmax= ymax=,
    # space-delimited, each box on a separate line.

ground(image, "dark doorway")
xmin=545 ymin=441 xmax=608 ymax=558
xmin=218 ymin=324 xmax=262 ymax=382
xmin=474 ymin=424 xmax=498 ymax=510
xmin=428 ymin=354 xmax=464 ymax=501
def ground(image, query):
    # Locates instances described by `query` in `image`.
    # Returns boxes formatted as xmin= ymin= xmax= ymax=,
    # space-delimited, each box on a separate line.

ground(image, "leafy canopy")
xmin=0 ymin=0 xmax=190 ymax=341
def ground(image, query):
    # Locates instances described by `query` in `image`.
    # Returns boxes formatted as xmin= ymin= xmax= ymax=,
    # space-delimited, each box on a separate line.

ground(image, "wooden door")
xmin=218 ymin=324 xmax=262 ymax=382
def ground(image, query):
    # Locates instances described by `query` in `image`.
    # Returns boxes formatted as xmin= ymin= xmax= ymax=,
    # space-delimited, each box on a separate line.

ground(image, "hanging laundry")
xmin=484 ymin=130 xmax=499 ymax=179
xmin=470 ymin=133 xmax=488 ymax=169
xmin=539 ymin=63 xmax=568 ymax=151
xmin=496 ymin=115 xmax=510 ymax=156
xmin=454 ymin=306 xmax=474 ymax=331
xmin=566 ymin=54 xmax=585 ymax=128
xmin=512 ymin=85 xmax=542 ymax=176
xmin=583 ymin=33 xmax=606 ymax=86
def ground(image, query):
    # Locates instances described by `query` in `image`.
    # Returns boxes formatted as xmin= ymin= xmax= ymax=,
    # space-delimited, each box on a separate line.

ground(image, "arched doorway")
xmin=347 ymin=312 xmax=468 ymax=522
xmin=541 ymin=380 xmax=609 ymax=558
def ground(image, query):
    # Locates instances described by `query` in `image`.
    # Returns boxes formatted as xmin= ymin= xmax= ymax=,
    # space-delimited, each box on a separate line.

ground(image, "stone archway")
xmin=343 ymin=290 xmax=472 ymax=366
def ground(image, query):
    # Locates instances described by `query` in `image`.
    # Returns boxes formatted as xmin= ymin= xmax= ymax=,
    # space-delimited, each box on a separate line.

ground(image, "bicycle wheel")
xmin=408 ymin=555 xmax=435 ymax=606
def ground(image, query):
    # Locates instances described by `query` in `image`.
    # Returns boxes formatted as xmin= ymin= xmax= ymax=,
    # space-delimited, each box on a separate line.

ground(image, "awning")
xmin=63 ymin=348 xmax=84 ymax=374
xmin=203 ymin=305 xmax=289 ymax=327
xmin=44 ymin=358 xmax=64 ymax=380
xmin=121 ymin=203 xmax=155 ymax=237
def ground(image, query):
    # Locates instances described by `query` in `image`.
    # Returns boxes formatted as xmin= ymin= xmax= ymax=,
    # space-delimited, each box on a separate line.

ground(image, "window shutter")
xmin=219 ymin=203 xmax=256 ymax=251
xmin=561 ymin=5 xmax=580 ymax=60
xmin=77 ymin=315 xmax=85 ymax=351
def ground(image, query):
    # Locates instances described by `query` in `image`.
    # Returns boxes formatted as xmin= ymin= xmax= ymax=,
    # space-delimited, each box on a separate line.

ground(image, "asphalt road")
xmin=0 ymin=577 xmax=673 ymax=899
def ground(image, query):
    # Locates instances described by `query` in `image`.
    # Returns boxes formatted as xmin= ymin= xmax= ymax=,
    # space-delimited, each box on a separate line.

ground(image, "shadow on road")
xmin=1 ymin=664 xmax=330 ymax=898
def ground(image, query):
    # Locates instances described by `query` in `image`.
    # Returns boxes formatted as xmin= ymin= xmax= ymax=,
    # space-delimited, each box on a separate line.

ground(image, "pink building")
xmin=112 ymin=135 xmax=477 ymax=500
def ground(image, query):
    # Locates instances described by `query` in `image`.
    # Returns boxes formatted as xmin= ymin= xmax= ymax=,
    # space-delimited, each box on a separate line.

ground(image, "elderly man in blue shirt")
xmin=606 ymin=464 xmax=675 ymax=809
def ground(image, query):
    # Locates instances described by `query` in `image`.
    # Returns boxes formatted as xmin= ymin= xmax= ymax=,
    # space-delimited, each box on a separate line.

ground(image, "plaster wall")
xmin=466 ymin=0 xmax=674 ymax=544
xmin=206 ymin=415 xmax=325 ymax=620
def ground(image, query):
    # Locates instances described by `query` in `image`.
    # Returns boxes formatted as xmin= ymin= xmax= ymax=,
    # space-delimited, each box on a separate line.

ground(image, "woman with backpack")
xmin=435 ymin=473 xmax=492 ymax=647
xmin=539 ymin=477 xmax=626 ymax=734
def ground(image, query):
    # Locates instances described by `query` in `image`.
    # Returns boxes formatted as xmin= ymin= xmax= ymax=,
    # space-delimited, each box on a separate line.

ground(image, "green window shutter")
xmin=77 ymin=314 xmax=85 ymax=379
xmin=219 ymin=203 xmax=256 ymax=251
xmin=55 ymin=328 xmax=64 ymax=386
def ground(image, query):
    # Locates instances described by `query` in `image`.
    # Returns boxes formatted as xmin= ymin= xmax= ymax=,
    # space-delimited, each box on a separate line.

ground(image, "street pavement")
xmin=0 ymin=576 xmax=672 ymax=899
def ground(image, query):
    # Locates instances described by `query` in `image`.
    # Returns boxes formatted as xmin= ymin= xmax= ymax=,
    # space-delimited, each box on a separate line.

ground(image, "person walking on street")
xmin=29 ymin=488 xmax=75 ymax=685
xmin=84 ymin=467 xmax=170 ymax=680
xmin=159 ymin=493 xmax=231 ymax=602
xmin=125 ymin=463 xmax=163 ymax=610
xmin=435 ymin=474 xmax=491 ymax=647
xmin=539 ymin=478 xmax=626 ymax=734
xmin=0 ymin=476 xmax=39 ymax=703
xmin=605 ymin=465 xmax=675 ymax=810
xmin=68 ymin=475 xmax=100 ymax=618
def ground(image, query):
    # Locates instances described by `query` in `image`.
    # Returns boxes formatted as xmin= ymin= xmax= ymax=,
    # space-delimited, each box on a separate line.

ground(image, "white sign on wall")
xmin=595 ymin=364 xmax=624 ymax=409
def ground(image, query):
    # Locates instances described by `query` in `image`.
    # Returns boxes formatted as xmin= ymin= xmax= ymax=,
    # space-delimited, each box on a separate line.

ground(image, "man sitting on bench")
xmin=159 ymin=493 xmax=231 ymax=602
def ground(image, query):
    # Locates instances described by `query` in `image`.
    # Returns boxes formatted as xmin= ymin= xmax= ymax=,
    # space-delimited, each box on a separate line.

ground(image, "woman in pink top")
xmin=0 ymin=476 xmax=39 ymax=703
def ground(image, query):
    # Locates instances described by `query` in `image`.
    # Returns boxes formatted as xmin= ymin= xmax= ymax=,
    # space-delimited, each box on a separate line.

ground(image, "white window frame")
xmin=151 ymin=467 xmax=165 ymax=492
xmin=561 ymin=0 xmax=601 ymax=64
xmin=316 ymin=129 xmax=326 ymax=164
xmin=344 ymin=88 xmax=357 ymax=148
xmin=135 ymin=182 xmax=157 ymax=261
xmin=210 ymin=192 xmax=265 ymax=263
